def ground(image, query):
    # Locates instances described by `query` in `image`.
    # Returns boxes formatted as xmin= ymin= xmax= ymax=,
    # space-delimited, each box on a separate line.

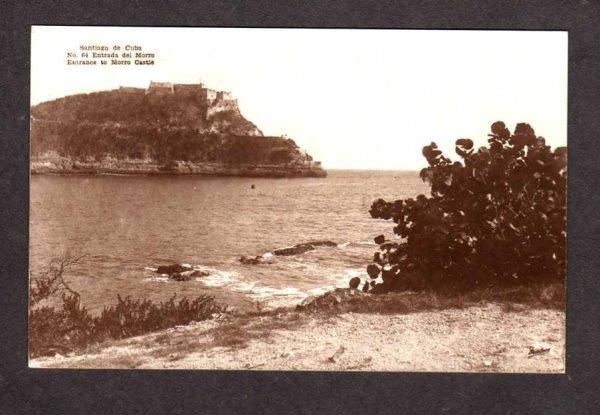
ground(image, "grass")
xmin=149 ymin=337 xmax=204 ymax=361
xmin=211 ymin=324 xmax=256 ymax=349
xmin=207 ymin=311 xmax=307 ymax=350
xmin=297 ymin=283 xmax=565 ymax=315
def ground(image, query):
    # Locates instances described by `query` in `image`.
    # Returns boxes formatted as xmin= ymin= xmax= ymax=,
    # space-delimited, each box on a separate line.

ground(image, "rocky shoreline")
xmin=30 ymin=157 xmax=327 ymax=178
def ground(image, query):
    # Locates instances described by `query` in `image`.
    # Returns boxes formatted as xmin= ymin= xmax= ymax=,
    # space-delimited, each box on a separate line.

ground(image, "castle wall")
xmin=206 ymin=99 xmax=239 ymax=117
xmin=146 ymin=81 xmax=174 ymax=95
xmin=145 ymin=82 xmax=234 ymax=106
xmin=199 ymin=88 xmax=218 ymax=102
xmin=144 ymin=81 xmax=243 ymax=124
xmin=173 ymin=84 xmax=204 ymax=97
xmin=217 ymin=91 xmax=233 ymax=101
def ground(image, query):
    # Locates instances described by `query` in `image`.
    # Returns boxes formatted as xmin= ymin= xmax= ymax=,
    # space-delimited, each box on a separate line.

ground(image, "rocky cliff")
xmin=30 ymin=83 xmax=326 ymax=177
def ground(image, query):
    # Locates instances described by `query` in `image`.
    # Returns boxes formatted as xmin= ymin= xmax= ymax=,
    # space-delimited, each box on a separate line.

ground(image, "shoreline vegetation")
xmin=29 ymin=283 xmax=565 ymax=371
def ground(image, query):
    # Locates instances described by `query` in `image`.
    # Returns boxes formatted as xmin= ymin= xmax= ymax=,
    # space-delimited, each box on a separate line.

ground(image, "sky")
xmin=31 ymin=27 xmax=567 ymax=170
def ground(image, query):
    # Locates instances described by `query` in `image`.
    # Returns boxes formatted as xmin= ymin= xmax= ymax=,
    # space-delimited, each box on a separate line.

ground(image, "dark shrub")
xmin=29 ymin=255 xmax=227 ymax=358
xmin=366 ymin=122 xmax=566 ymax=293
xmin=29 ymin=292 xmax=226 ymax=358
xmin=95 ymin=294 xmax=225 ymax=341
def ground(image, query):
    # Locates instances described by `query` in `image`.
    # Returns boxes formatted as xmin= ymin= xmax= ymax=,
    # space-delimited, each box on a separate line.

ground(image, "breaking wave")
xmin=357 ymin=240 xmax=377 ymax=246
xmin=141 ymin=243 xmax=371 ymax=309
xmin=143 ymin=275 xmax=169 ymax=283
xmin=193 ymin=266 xmax=238 ymax=287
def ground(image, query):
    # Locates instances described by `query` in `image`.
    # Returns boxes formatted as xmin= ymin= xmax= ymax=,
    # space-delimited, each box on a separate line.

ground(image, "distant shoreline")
xmin=30 ymin=157 xmax=327 ymax=178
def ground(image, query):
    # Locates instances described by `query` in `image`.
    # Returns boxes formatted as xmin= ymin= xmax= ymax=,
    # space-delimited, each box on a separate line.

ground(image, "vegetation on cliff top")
xmin=30 ymin=88 xmax=314 ymax=167
xmin=31 ymin=88 xmax=255 ymax=131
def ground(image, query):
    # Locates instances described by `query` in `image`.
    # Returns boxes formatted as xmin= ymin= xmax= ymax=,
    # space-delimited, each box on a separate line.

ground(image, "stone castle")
xmin=118 ymin=80 xmax=259 ymax=133
xmin=144 ymin=81 xmax=237 ymax=116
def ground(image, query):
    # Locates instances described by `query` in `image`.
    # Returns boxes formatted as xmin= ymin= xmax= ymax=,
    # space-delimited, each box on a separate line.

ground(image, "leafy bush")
xmin=29 ymin=256 xmax=227 ymax=358
xmin=364 ymin=122 xmax=566 ymax=294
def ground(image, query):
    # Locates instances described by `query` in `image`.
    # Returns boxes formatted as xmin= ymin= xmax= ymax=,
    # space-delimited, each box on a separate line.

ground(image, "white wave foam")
xmin=344 ymin=268 xmax=367 ymax=278
xmin=332 ymin=267 xmax=367 ymax=287
xmin=142 ymin=261 xmax=369 ymax=311
xmin=281 ymin=260 xmax=318 ymax=272
xmin=307 ymin=286 xmax=333 ymax=296
xmin=251 ymin=267 xmax=366 ymax=307
xmin=143 ymin=276 xmax=169 ymax=283
xmin=144 ymin=267 xmax=158 ymax=272
xmin=258 ymin=286 xmax=302 ymax=296
xmin=337 ymin=242 xmax=351 ymax=248
xmin=254 ymin=297 xmax=303 ymax=309
xmin=262 ymin=252 xmax=273 ymax=259
xmin=231 ymin=280 xmax=258 ymax=293
xmin=248 ymin=287 xmax=305 ymax=302
xmin=198 ymin=268 xmax=238 ymax=287
xmin=358 ymin=240 xmax=377 ymax=246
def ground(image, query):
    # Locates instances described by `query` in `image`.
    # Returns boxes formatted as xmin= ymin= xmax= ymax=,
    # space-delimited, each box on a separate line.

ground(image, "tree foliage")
xmin=365 ymin=122 xmax=566 ymax=293
xmin=31 ymin=120 xmax=299 ymax=166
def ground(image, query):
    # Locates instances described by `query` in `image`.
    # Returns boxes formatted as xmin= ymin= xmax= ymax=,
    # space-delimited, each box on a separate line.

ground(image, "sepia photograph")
xmin=28 ymin=26 xmax=567 ymax=372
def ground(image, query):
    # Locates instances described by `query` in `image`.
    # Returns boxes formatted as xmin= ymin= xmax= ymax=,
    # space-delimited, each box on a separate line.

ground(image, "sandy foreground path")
xmin=30 ymin=304 xmax=564 ymax=372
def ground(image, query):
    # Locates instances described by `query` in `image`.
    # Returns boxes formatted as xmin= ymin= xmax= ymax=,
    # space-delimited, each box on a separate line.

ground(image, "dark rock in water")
xmin=156 ymin=264 xmax=192 ymax=275
xmin=165 ymin=269 xmax=209 ymax=282
xmin=274 ymin=243 xmax=315 ymax=256
xmin=349 ymin=277 xmax=360 ymax=289
xmin=154 ymin=264 xmax=209 ymax=282
xmin=239 ymin=255 xmax=255 ymax=264
xmin=273 ymin=240 xmax=338 ymax=256
xmin=170 ymin=272 xmax=192 ymax=282
xmin=308 ymin=240 xmax=338 ymax=247
xmin=239 ymin=255 xmax=271 ymax=265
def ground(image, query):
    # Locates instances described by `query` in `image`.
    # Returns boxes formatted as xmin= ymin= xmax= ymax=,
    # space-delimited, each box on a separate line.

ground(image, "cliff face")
xmin=30 ymin=83 xmax=326 ymax=177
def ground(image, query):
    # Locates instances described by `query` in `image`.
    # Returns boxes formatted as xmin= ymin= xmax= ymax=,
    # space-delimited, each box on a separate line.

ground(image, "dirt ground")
xmin=30 ymin=304 xmax=564 ymax=372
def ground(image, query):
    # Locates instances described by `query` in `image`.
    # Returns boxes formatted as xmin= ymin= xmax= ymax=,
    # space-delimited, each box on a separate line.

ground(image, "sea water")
xmin=29 ymin=170 xmax=429 ymax=312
